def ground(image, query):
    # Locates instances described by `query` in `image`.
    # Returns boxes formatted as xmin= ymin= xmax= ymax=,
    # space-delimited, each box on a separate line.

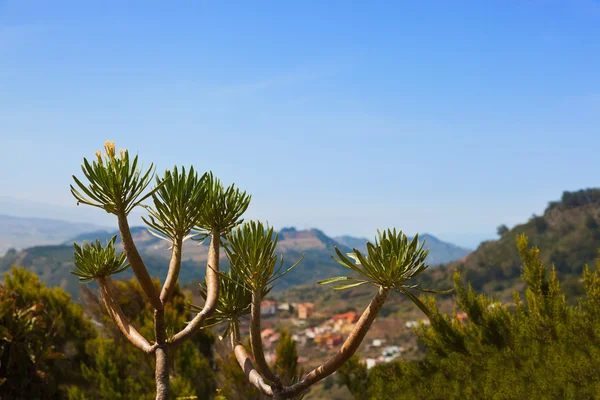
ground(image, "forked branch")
xmin=232 ymin=286 xmax=389 ymax=399
xmin=231 ymin=323 xmax=274 ymax=396
xmin=98 ymin=276 xmax=154 ymax=353
xmin=160 ymin=238 xmax=183 ymax=304
xmin=170 ymin=232 xmax=220 ymax=345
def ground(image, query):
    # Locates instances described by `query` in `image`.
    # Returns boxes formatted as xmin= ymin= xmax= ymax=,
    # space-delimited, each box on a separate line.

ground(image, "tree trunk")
xmin=155 ymin=309 xmax=170 ymax=400
xmin=155 ymin=346 xmax=169 ymax=400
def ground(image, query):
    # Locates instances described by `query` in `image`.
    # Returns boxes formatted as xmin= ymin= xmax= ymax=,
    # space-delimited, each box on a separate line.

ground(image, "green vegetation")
xmin=67 ymin=278 xmax=215 ymax=400
xmin=0 ymin=267 xmax=216 ymax=399
xmin=0 ymin=267 xmax=95 ymax=399
xmin=339 ymin=234 xmax=600 ymax=399
xmin=336 ymin=355 xmax=368 ymax=400
xmin=273 ymin=330 xmax=302 ymax=387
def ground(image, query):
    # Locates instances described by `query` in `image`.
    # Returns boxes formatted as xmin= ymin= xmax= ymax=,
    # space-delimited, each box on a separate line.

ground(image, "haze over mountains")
xmin=0 ymin=196 xmax=490 ymax=249
xmin=0 ymin=217 xmax=471 ymax=299
xmin=0 ymin=214 xmax=107 ymax=255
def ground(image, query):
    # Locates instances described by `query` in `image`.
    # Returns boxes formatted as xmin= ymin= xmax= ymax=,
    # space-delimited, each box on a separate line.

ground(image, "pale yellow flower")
xmin=119 ymin=149 xmax=127 ymax=159
xmin=95 ymin=150 xmax=103 ymax=165
xmin=104 ymin=140 xmax=116 ymax=158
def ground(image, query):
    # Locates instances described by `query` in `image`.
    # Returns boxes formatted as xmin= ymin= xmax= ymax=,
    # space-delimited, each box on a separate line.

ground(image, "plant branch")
xmin=117 ymin=213 xmax=163 ymax=310
xmin=231 ymin=324 xmax=274 ymax=396
xmin=250 ymin=291 xmax=281 ymax=385
xmin=278 ymin=286 xmax=390 ymax=398
xmin=98 ymin=277 xmax=154 ymax=353
xmin=170 ymin=232 xmax=220 ymax=345
xmin=160 ymin=237 xmax=183 ymax=304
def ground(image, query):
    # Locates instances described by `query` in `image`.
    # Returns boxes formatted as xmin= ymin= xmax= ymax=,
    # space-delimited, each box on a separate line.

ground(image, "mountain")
xmin=277 ymin=189 xmax=600 ymax=315
xmin=447 ymin=188 xmax=600 ymax=301
xmin=0 ymin=225 xmax=469 ymax=299
xmin=0 ymin=215 xmax=107 ymax=255
xmin=334 ymin=233 xmax=471 ymax=266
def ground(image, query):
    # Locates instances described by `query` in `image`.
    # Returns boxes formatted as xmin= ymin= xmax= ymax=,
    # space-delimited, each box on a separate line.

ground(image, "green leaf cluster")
xmin=195 ymin=173 xmax=251 ymax=238
xmin=142 ymin=166 xmax=208 ymax=242
xmin=226 ymin=221 xmax=303 ymax=294
xmin=192 ymin=269 xmax=260 ymax=338
xmin=70 ymin=143 xmax=158 ymax=215
xmin=320 ymin=228 xmax=451 ymax=317
xmin=72 ymin=235 xmax=129 ymax=283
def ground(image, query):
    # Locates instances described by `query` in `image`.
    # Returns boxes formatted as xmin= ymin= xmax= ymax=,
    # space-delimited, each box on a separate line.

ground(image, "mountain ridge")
xmin=0 ymin=221 xmax=469 ymax=299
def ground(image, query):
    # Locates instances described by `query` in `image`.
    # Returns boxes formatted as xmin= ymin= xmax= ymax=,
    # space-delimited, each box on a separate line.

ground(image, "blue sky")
xmin=1 ymin=0 xmax=599 ymax=248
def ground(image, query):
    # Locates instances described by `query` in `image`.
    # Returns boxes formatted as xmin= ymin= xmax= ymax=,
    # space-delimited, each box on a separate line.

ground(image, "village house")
xmin=296 ymin=302 xmax=315 ymax=319
xmin=327 ymin=334 xmax=343 ymax=348
xmin=314 ymin=333 xmax=343 ymax=348
xmin=332 ymin=311 xmax=361 ymax=324
xmin=260 ymin=299 xmax=277 ymax=316
xmin=260 ymin=328 xmax=280 ymax=348
xmin=331 ymin=311 xmax=360 ymax=333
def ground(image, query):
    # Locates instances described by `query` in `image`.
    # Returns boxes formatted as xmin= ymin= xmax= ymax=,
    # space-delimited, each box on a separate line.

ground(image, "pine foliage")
xmin=345 ymin=235 xmax=600 ymax=399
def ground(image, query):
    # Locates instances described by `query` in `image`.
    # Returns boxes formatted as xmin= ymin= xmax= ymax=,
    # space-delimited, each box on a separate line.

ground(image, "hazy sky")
xmin=1 ymin=1 xmax=599 ymax=248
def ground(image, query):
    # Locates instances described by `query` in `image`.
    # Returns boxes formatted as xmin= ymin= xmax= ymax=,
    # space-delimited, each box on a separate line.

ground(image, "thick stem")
xmin=117 ymin=213 xmax=163 ymax=310
xmin=170 ymin=232 xmax=220 ymax=345
xmin=98 ymin=277 xmax=153 ymax=353
xmin=250 ymin=292 xmax=280 ymax=385
xmin=279 ymin=286 xmax=390 ymax=398
xmin=160 ymin=237 xmax=183 ymax=304
xmin=232 ymin=323 xmax=274 ymax=397
xmin=155 ymin=347 xmax=169 ymax=400
xmin=154 ymin=309 xmax=170 ymax=400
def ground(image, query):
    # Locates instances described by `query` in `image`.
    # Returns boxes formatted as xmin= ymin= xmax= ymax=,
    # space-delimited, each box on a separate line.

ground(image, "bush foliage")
xmin=341 ymin=235 xmax=600 ymax=399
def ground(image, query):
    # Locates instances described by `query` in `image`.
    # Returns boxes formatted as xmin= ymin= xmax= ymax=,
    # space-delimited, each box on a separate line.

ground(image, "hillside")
xmin=449 ymin=189 xmax=600 ymax=301
xmin=0 ymin=215 xmax=106 ymax=255
xmin=0 ymin=225 xmax=468 ymax=299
